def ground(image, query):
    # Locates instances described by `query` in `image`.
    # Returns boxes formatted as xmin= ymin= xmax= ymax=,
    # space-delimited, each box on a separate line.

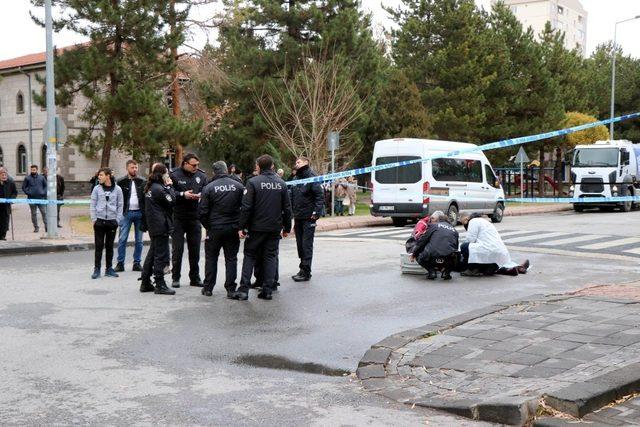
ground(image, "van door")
xmin=374 ymin=156 xmax=423 ymax=210
xmin=463 ymin=159 xmax=487 ymax=211
xmin=484 ymin=164 xmax=501 ymax=210
xmin=431 ymin=157 xmax=469 ymax=211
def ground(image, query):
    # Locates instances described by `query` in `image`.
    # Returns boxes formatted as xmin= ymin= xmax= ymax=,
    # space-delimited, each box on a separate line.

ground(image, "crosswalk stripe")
xmin=623 ymin=247 xmax=640 ymax=255
xmin=495 ymin=230 xmax=539 ymax=238
xmin=579 ymin=237 xmax=640 ymax=250
xmin=537 ymin=235 xmax=604 ymax=246
xmin=503 ymin=232 xmax=567 ymax=244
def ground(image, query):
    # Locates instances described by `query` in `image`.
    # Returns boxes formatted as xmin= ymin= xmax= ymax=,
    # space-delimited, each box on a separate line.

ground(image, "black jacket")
xmin=170 ymin=167 xmax=208 ymax=220
xmin=412 ymin=221 xmax=459 ymax=261
xmin=239 ymin=170 xmax=292 ymax=234
xmin=290 ymin=165 xmax=324 ymax=219
xmin=143 ymin=182 xmax=176 ymax=237
xmin=198 ymin=174 xmax=245 ymax=231
xmin=0 ymin=178 xmax=18 ymax=214
xmin=117 ymin=175 xmax=145 ymax=213
xmin=22 ymin=173 xmax=47 ymax=199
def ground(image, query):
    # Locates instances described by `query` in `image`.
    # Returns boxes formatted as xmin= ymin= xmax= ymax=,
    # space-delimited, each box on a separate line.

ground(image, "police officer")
xmin=139 ymin=163 xmax=176 ymax=295
xmin=233 ymin=155 xmax=292 ymax=301
xmin=170 ymin=153 xmax=207 ymax=288
xmin=290 ymin=157 xmax=324 ymax=282
xmin=198 ymin=161 xmax=245 ymax=298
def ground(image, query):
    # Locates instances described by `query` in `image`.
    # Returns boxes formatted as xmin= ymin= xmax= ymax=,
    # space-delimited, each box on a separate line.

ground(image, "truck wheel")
xmin=573 ymin=204 xmax=584 ymax=212
xmin=447 ymin=204 xmax=459 ymax=225
xmin=392 ymin=217 xmax=408 ymax=227
xmin=490 ymin=203 xmax=504 ymax=223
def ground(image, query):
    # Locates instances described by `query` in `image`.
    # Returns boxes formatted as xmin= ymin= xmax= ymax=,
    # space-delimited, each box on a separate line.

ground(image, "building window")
xmin=510 ymin=5 xmax=517 ymax=13
xmin=557 ymin=5 xmax=564 ymax=15
xmin=17 ymin=145 xmax=27 ymax=174
xmin=164 ymin=149 xmax=176 ymax=170
xmin=0 ymin=145 xmax=4 ymax=167
xmin=16 ymin=91 xmax=25 ymax=114
xmin=577 ymin=15 xmax=583 ymax=23
xmin=41 ymin=145 xmax=48 ymax=170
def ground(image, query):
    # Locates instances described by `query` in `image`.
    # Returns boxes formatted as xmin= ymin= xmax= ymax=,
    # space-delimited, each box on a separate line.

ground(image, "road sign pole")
xmin=45 ymin=0 xmax=58 ymax=238
xmin=331 ymin=147 xmax=335 ymax=217
xmin=520 ymin=161 xmax=524 ymax=205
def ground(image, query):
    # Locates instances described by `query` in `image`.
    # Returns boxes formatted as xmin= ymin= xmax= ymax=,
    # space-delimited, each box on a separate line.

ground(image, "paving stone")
xmin=602 ymin=317 xmax=640 ymax=327
xmin=582 ymin=413 xmax=628 ymax=426
xmin=359 ymin=347 xmax=392 ymax=366
xmin=440 ymin=358 xmax=485 ymax=372
xmin=445 ymin=327 xmax=484 ymax=338
xmin=380 ymin=387 xmax=419 ymax=403
xmin=592 ymin=333 xmax=640 ymax=347
xmin=556 ymin=349 xmax=603 ymax=362
xmin=360 ymin=377 xmax=393 ymax=391
xmin=519 ymin=321 xmax=559 ymax=330
xmin=453 ymin=337 xmax=498 ymax=349
xmin=577 ymin=343 xmax=624 ymax=355
xmin=520 ymin=340 xmax=581 ymax=357
xmin=413 ymin=397 xmax=478 ymax=418
xmin=513 ymin=366 xmax=566 ymax=379
xmin=474 ymin=362 xmax=527 ymax=376
xmin=406 ymin=355 xmax=451 ymax=369
xmin=474 ymin=395 xmax=539 ymax=425
xmin=430 ymin=345 xmax=476 ymax=358
xmin=497 ymin=352 xmax=549 ymax=366
xmin=356 ymin=364 xmax=386 ymax=380
xmin=483 ymin=339 xmax=533 ymax=352
xmin=466 ymin=349 xmax=510 ymax=362
xmin=559 ymin=333 xmax=599 ymax=344
xmin=532 ymin=417 xmax=576 ymax=427
xmin=472 ymin=329 xmax=519 ymax=341
xmin=537 ymin=358 xmax=585 ymax=370
xmin=372 ymin=335 xmax=414 ymax=350
xmin=545 ymin=381 xmax=617 ymax=418
xmin=576 ymin=324 xmax=626 ymax=337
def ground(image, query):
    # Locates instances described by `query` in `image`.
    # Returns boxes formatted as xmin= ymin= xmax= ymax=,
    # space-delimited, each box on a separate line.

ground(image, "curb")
xmin=0 ymin=239 xmax=150 ymax=257
xmin=356 ymin=293 xmax=640 ymax=425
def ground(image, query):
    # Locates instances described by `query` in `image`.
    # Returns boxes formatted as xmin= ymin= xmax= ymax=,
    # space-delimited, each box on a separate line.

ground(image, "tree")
xmin=561 ymin=112 xmax=609 ymax=148
xmin=30 ymin=0 xmax=202 ymax=166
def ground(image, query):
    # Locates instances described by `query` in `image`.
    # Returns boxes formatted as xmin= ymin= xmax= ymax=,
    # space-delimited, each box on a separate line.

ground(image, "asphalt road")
xmin=1 ymin=209 xmax=639 ymax=425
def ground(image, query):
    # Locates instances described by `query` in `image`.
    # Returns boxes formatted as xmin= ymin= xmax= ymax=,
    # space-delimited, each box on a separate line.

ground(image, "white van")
xmin=369 ymin=138 xmax=506 ymax=226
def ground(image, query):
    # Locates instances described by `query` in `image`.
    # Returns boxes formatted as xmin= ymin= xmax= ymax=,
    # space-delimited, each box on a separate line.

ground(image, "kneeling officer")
xmin=233 ymin=155 xmax=292 ymax=301
xmin=411 ymin=211 xmax=459 ymax=280
xmin=198 ymin=161 xmax=245 ymax=298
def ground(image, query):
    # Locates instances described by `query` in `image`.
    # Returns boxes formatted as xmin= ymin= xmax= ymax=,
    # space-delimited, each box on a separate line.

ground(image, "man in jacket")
xmin=198 ymin=161 xmax=245 ymax=298
xmin=115 ymin=160 xmax=146 ymax=272
xmin=170 ymin=153 xmax=208 ymax=288
xmin=411 ymin=211 xmax=459 ymax=280
xmin=0 ymin=167 xmax=18 ymax=240
xmin=233 ymin=155 xmax=292 ymax=301
xmin=43 ymin=167 xmax=65 ymax=228
xmin=290 ymin=157 xmax=324 ymax=282
xmin=22 ymin=165 xmax=47 ymax=233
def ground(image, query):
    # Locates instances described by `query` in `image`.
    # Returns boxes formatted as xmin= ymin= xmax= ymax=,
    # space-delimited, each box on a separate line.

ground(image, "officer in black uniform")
xmin=198 ymin=161 xmax=245 ymax=298
xmin=139 ymin=163 xmax=176 ymax=295
xmin=170 ymin=153 xmax=207 ymax=288
xmin=233 ymin=155 xmax=292 ymax=301
xmin=290 ymin=157 xmax=324 ymax=282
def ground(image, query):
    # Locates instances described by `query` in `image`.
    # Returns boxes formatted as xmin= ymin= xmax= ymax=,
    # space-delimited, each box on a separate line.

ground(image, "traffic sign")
xmin=514 ymin=146 xmax=530 ymax=164
xmin=328 ymin=131 xmax=340 ymax=151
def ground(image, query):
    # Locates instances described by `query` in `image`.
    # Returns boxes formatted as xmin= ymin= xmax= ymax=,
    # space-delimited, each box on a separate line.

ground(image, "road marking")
xmin=502 ymin=232 xmax=567 ymax=244
xmin=507 ymin=245 xmax=639 ymax=263
xmin=623 ymin=247 xmax=640 ymax=255
xmin=537 ymin=235 xmax=604 ymax=246
xmin=495 ymin=230 xmax=540 ymax=238
xmin=579 ymin=237 xmax=640 ymax=250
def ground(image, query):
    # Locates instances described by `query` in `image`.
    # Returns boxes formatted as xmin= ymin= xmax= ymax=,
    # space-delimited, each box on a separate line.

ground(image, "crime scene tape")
xmin=426 ymin=194 xmax=640 ymax=203
xmin=286 ymin=112 xmax=640 ymax=186
xmin=0 ymin=198 xmax=89 ymax=205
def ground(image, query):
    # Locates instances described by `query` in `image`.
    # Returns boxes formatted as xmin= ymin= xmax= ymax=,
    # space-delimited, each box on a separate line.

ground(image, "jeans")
xmin=29 ymin=203 xmax=47 ymax=230
xmin=335 ymin=200 xmax=344 ymax=215
xmin=94 ymin=219 xmax=118 ymax=269
xmin=117 ymin=210 xmax=144 ymax=264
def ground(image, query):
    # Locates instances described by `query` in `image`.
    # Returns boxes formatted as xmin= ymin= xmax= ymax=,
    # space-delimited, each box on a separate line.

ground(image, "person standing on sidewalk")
xmin=0 ymin=167 xmax=18 ymax=240
xmin=43 ymin=167 xmax=65 ymax=228
xmin=90 ymin=167 xmax=124 ymax=279
xmin=290 ymin=157 xmax=323 ymax=282
xmin=198 ymin=161 xmax=245 ymax=298
xmin=233 ymin=155 xmax=292 ymax=301
xmin=346 ymin=176 xmax=357 ymax=216
xmin=170 ymin=153 xmax=207 ymax=288
xmin=21 ymin=165 xmax=47 ymax=233
xmin=139 ymin=163 xmax=176 ymax=295
xmin=115 ymin=160 xmax=146 ymax=273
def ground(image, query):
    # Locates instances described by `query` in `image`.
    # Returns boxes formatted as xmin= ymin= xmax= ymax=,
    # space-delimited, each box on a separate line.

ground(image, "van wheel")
xmin=392 ymin=218 xmax=408 ymax=227
xmin=490 ymin=203 xmax=504 ymax=223
xmin=447 ymin=205 xmax=459 ymax=225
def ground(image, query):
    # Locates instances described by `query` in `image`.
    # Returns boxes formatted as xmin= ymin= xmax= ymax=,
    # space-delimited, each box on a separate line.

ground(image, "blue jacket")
xmin=22 ymin=173 xmax=47 ymax=199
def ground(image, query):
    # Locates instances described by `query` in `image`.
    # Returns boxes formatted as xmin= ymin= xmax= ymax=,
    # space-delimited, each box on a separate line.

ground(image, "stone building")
xmin=0 ymin=47 xmax=150 ymax=194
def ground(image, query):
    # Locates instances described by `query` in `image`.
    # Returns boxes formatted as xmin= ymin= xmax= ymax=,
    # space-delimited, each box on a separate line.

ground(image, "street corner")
xmin=356 ymin=289 xmax=640 ymax=425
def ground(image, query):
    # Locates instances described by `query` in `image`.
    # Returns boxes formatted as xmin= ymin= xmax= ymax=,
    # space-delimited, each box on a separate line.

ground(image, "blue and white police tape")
xmin=425 ymin=194 xmax=640 ymax=203
xmin=286 ymin=112 xmax=640 ymax=186
xmin=0 ymin=198 xmax=89 ymax=205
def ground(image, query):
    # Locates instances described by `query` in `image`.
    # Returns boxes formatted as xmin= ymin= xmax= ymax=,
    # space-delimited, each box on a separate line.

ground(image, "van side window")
xmin=485 ymin=164 xmax=500 ymax=188
xmin=432 ymin=158 xmax=483 ymax=183
xmin=375 ymin=156 xmax=421 ymax=184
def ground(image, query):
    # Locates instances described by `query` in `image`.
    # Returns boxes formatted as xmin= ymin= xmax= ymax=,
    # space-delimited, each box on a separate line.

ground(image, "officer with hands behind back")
xmin=170 ymin=153 xmax=207 ymax=288
xmin=233 ymin=155 xmax=292 ymax=301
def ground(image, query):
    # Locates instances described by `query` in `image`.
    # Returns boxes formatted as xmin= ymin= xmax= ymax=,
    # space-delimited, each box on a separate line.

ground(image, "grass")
xmin=71 ymin=215 xmax=93 ymax=236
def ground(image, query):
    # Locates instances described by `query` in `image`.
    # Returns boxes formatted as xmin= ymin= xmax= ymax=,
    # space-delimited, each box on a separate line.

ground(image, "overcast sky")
xmin=1 ymin=0 xmax=639 ymax=61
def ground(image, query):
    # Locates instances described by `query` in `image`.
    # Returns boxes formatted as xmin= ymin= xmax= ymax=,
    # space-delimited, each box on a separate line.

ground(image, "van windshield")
xmin=573 ymin=148 xmax=619 ymax=167
xmin=374 ymin=156 xmax=421 ymax=184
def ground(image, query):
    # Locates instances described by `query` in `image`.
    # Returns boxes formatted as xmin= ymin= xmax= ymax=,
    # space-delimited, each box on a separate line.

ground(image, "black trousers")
xmin=238 ymin=231 xmax=280 ymax=293
xmin=460 ymin=242 xmax=499 ymax=275
xmin=204 ymin=228 xmax=240 ymax=292
xmin=0 ymin=205 xmax=9 ymax=239
xmin=143 ymin=234 xmax=171 ymax=280
xmin=94 ymin=219 xmax=118 ymax=269
xmin=171 ymin=217 xmax=202 ymax=282
xmin=294 ymin=218 xmax=316 ymax=276
xmin=254 ymin=246 xmax=279 ymax=284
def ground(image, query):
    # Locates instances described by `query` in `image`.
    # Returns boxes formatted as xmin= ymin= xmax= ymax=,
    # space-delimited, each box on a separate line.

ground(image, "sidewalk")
xmin=356 ymin=281 xmax=640 ymax=426
xmin=0 ymin=202 xmax=571 ymax=256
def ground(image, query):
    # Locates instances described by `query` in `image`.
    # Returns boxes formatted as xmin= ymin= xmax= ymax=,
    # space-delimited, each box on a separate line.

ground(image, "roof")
xmin=0 ymin=43 xmax=89 ymax=73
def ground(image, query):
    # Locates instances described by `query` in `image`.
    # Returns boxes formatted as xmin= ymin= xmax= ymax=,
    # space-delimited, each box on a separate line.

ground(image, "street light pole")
xmin=610 ymin=15 xmax=640 ymax=140
xmin=45 ymin=0 xmax=58 ymax=238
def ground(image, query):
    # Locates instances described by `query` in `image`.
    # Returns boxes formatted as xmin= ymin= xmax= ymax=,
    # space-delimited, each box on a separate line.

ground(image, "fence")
xmin=496 ymin=165 xmax=569 ymax=198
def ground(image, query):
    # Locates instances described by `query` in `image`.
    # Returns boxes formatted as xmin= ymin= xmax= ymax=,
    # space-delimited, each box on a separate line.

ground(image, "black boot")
xmin=225 ymin=283 xmax=238 ymax=299
xmin=154 ymin=277 xmax=176 ymax=295
xmin=114 ymin=262 xmax=125 ymax=272
xmin=292 ymin=272 xmax=311 ymax=282
xmin=427 ymin=270 xmax=437 ymax=280
xmin=257 ymin=290 xmax=272 ymax=300
xmin=138 ymin=276 xmax=155 ymax=293
xmin=441 ymin=271 xmax=452 ymax=280
xmin=201 ymin=286 xmax=213 ymax=297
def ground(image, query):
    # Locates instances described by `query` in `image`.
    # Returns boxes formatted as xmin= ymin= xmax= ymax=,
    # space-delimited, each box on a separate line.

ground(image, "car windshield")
xmin=572 ymin=148 xmax=619 ymax=167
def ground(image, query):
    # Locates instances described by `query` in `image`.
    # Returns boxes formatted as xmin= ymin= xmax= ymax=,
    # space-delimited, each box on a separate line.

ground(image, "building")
xmin=495 ymin=0 xmax=588 ymax=56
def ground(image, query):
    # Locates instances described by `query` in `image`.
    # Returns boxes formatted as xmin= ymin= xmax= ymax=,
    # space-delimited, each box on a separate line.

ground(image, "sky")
xmin=1 ymin=0 xmax=639 ymax=61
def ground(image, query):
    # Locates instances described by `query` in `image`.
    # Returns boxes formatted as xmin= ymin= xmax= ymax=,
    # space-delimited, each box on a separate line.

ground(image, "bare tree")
xmin=255 ymin=55 xmax=367 ymax=173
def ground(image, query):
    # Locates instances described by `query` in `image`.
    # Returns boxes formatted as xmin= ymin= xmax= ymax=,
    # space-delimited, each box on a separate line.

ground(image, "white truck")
xmin=570 ymin=140 xmax=640 ymax=212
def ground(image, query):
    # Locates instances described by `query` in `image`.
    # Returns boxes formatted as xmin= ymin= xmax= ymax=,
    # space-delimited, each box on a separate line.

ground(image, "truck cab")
xmin=570 ymin=140 xmax=639 ymax=212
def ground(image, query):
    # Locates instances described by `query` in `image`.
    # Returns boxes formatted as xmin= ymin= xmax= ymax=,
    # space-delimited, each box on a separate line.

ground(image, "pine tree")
xmin=31 ymin=0 xmax=202 ymax=166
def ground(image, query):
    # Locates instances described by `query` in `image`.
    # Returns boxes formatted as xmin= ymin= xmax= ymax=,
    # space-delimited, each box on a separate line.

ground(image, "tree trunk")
xmin=101 ymin=0 xmax=121 ymax=167
xmin=538 ymin=146 xmax=545 ymax=197
xmin=170 ymin=0 xmax=183 ymax=166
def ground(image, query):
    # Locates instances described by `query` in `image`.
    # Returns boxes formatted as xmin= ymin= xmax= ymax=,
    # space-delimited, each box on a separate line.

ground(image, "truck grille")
xmin=580 ymin=178 xmax=604 ymax=193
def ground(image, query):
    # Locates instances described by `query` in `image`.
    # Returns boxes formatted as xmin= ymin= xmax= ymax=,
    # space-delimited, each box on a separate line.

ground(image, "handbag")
xmin=342 ymin=197 xmax=351 ymax=206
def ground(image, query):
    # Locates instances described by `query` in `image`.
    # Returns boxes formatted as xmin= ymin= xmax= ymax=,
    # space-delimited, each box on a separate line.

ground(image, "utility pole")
xmin=170 ymin=0 xmax=183 ymax=166
xmin=45 ymin=0 xmax=58 ymax=238
xmin=610 ymin=15 xmax=640 ymax=140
